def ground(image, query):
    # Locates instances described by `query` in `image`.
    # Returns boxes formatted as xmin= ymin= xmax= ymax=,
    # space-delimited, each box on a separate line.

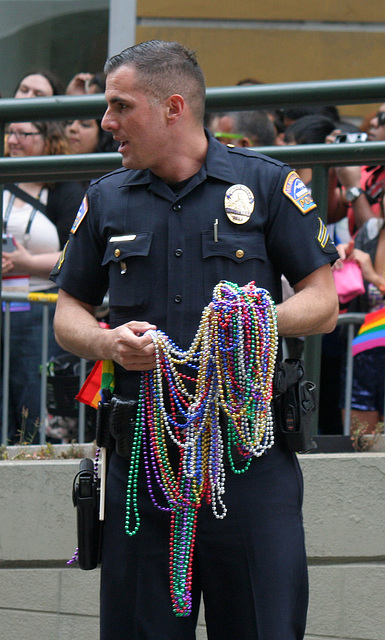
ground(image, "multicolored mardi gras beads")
xmin=125 ymin=281 xmax=278 ymax=616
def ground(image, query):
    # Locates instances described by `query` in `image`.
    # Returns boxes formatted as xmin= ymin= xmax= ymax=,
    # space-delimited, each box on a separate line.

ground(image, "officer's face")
xmin=102 ymin=65 xmax=167 ymax=172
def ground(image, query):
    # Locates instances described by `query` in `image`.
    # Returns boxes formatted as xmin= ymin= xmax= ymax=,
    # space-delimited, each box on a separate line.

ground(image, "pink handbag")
xmin=333 ymin=260 xmax=365 ymax=304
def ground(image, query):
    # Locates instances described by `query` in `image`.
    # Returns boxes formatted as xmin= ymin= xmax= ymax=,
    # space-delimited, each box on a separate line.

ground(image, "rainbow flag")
xmin=352 ymin=307 xmax=385 ymax=357
xmin=76 ymin=360 xmax=115 ymax=409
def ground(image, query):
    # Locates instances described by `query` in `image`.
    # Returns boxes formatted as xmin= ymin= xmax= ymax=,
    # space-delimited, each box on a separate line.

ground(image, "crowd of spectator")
xmin=1 ymin=67 xmax=385 ymax=443
xmin=207 ymin=90 xmax=385 ymax=438
xmin=1 ymin=69 xmax=118 ymax=444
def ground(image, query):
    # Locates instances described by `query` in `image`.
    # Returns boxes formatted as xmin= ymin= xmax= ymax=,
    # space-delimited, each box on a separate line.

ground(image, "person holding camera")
xmin=333 ymin=105 xmax=385 ymax=235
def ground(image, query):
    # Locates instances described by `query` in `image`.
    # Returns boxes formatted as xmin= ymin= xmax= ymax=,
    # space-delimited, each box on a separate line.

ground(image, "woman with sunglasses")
xmin=2 ymin=121 xmax=85 ymax=443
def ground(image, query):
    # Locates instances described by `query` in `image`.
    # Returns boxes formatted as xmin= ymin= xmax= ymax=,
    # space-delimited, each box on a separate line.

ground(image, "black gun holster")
xmin=273 ymin=359 xmax=317 ymax=453
xmin=95 ymin=393 xmax=138 ymax=458
xmin=72 ymin=391 xmax=133 ymax=572
xmin=72 ymin=458 xmax=102 ymax=570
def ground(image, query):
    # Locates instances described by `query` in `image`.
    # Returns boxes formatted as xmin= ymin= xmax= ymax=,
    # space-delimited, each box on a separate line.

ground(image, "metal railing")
xmin=1 ymin=77 xmax=385 ymax=441
xmin=338 ymin=313 xmax=366 ymax=435
xmin=1 ymin=292 xmax=89 ymax=446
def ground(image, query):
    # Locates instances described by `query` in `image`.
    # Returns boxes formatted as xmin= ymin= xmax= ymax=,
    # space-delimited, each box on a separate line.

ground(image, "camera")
xmin=2 ymin=234 xmax=16 ymax=252
xmin=334 ymin=132 xmax=368 ymax=144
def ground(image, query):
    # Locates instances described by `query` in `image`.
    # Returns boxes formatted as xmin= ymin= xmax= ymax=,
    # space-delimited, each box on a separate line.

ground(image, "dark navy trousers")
xmin=100 ymin=440 xmax=308 ymax=640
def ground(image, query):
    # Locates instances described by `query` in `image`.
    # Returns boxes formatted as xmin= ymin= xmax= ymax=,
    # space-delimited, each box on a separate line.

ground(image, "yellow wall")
xmin=138 ymin=1 xmax=385 ymax=22
xmin=136 ymin=2 xmax=385 ymax=120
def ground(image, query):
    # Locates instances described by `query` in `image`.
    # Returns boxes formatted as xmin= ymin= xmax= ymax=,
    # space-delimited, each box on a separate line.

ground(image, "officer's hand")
xmin=108 ymin=321 xmax=157 ymax=371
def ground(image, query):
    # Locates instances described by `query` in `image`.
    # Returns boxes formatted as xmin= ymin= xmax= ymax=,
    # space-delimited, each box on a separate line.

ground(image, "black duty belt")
xmin=95 ymin=394 xmax=247 ymax=463
xmin=95 ymin=358 xmax=317 ymax=458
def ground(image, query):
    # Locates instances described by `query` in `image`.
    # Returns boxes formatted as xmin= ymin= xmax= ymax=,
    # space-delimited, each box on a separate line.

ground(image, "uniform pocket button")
xmin=174 ymin=295 xmax=182 ymax=303
xmin=174 ymin=248 xmax=183 ymax=257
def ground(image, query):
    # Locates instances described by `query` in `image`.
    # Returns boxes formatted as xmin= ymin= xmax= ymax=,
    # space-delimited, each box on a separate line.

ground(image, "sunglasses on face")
xmin=214 ymin=132 xmax=244 ymax=141
xmin=375 ymin=111 xmax=385 ymax=127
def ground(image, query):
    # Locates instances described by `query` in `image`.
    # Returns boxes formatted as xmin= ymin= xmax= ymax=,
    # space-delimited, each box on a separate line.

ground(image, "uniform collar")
xmin=118 ymin=129 xmax=238 ymax=190
xmin=203 ymin=130 xmax=239 ymax=183
xmin=119 ymin=169 xmax=152 ymax=188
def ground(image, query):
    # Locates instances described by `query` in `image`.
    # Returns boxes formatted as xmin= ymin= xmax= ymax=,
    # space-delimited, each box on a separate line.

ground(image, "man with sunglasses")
xmin=209 ymin=110 xmax=277 ymax=147
xmin=335 ymin=106 xmax=385 ymax=235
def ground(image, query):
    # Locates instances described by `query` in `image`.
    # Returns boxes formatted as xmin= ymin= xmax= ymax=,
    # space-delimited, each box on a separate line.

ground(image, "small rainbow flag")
xmin=352 ymin=307 xmax=385 ymax=357
xmin=76 ymin=360 xmax=115 ymax=409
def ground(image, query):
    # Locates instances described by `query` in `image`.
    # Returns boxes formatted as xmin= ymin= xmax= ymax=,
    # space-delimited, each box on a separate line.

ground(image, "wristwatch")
xmin=345 ymin=186 xmax=364 ymax=203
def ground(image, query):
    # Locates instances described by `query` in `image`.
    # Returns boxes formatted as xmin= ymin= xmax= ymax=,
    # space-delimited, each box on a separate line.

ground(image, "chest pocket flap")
xmin=102 ymin=232 xmax=152 ymax=265
xmin=202 ymin=231 xmax=266 ymax=263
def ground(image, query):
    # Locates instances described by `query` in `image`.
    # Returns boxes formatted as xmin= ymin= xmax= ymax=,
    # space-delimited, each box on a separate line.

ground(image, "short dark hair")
xmin=104 ymin=40 xmax=206 ymax=123
xmin=232 ymin=110 xmax=276 ymax=147
xmin=284 ymin=115 xmax=336 ymax=145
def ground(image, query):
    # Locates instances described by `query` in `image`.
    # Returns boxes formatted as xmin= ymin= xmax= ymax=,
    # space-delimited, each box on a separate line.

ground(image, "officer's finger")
xmin=114 ymin=324 xmax=156 ymax=350
xmin=125 ymin=321 xmax=157 ymax=336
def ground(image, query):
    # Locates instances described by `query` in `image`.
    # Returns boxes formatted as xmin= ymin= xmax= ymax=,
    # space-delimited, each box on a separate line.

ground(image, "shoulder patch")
xmin=283 ymin=171 xmax=317 ymax=215
xmin=71 ymin=195 xmax=88 ymax=234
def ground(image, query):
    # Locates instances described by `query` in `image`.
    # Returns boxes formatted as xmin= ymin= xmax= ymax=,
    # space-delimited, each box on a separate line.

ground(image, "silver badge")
xmin=224 ymin=184 xmax=254 ymax=224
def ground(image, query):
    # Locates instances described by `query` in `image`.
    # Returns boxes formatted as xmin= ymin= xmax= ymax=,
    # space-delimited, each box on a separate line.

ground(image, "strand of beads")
xmin=212 ymin=282 xmax=278 ymax=469
xmin=126 ymin=281 xmax=278 ymax=616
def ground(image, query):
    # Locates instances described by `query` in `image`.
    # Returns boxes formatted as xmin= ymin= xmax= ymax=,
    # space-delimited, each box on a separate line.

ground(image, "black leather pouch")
xmin=274 ymin=359 xmax=317 ymax=453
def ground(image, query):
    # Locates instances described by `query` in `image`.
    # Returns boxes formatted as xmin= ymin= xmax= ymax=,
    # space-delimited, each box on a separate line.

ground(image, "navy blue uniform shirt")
xmin=51 ymin=133 xmax=338 ymax=396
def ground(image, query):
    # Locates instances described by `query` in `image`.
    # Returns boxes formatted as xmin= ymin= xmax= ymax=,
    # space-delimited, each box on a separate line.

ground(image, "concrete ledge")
xmin=1 ymin=451 xmax=384 ymax=640
xmin=300 ymin=453 xmax=385 ymax=558
xmin=308 ymin=565 xmax=385 ymax=640
xmin=0 ymin=459 xmax=79 ymax=561
xmin=0 ymin=609 xmax=99 ymax=640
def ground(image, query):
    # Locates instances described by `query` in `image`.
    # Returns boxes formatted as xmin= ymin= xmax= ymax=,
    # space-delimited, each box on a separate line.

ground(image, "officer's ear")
xmin=165 ymin=94 xmax=185 ymax=124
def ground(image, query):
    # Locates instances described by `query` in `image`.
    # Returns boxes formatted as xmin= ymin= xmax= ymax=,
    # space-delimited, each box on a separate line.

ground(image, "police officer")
xmin=52 ymin=40 xmax=339 ymax=640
